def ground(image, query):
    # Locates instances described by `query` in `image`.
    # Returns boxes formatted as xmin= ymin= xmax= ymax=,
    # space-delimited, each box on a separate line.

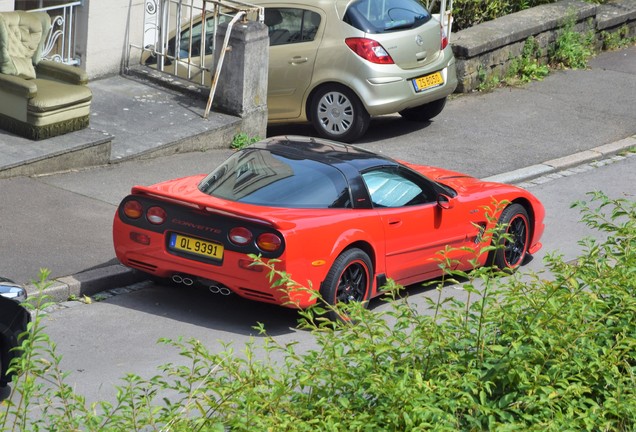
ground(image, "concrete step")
xmin=0 ymin=73 xmax=242 ymax=178
xmin=0 ymin=128 xmax=112 ymax=179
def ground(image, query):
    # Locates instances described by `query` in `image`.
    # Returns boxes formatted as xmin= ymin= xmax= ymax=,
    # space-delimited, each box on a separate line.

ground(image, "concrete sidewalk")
xmin=0 ymin=46 xmax=634 ymax=302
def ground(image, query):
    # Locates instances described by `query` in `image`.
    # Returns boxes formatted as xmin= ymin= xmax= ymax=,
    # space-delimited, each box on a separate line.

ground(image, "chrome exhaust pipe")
xmin=209 ymin=285 xmax=231 ymax=296
xmin=172 ymin=274 xmax=194 ymax=285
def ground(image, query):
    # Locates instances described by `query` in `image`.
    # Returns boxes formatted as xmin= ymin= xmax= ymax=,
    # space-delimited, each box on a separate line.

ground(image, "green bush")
xmin=506 ymin=36 xmax=550 ymax=84
xmin=429 ymin=0 xmax=605 ymax=32
xmin=600 ymin=25 xmax=636 ymax=50
xmin=2 ymin=192 xmax=635 ymax=430
xmin=230 ymin=132 xmax=260 ymax=150
xmin=548 ymin=16 xmax=596 ymax=69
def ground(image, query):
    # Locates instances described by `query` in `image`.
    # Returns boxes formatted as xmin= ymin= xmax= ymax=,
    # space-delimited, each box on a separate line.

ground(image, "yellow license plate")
xmin=169 ymin=233 xmax=224 ymax=260
xmin=412 ymin=72 xmax=444 ymax=92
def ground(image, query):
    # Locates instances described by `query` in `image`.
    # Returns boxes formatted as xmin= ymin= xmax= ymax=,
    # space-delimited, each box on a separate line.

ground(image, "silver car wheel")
xmin=316 ymin=91 xmax=354 ymax=136
xmin=310 ymin=84 xmax=370 ymax=143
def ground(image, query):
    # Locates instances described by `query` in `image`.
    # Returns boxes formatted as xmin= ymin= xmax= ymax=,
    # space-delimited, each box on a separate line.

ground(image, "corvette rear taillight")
xmin=229 ymin=227 xmax=253 ymax=246
xmin=146 ymin=206 xmax=167 ymax=225
xmin=440 ymin=23 xmax=449 ymax=50
xmin=123 ymin=200 xmax=143 ymax=219
xmin=257 ymin=233 xmax=282 ymax=252
xmin=345 ymin=38 xmax=394 ymax=64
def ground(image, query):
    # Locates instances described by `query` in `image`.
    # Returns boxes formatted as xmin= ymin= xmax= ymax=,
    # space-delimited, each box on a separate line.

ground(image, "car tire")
xmin=0 ymin=335 xmax=8 ymax=387
xmin=310 ymin=84 xmax=370 ymax=143
xmin=489 ymin=203 xmax=530 ymax=270
xmin=319 ymin=248 xmax=373 ymax=322
xmin=399 ymin=97 xmax=447 ymax=122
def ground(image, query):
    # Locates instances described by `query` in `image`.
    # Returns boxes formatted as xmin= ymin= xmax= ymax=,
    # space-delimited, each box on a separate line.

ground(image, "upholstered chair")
xmin=0 ymin=11 xmax=92 ymax=140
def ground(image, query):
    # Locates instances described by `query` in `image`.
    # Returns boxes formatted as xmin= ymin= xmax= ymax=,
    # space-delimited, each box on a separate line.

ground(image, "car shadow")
xmin=97 ymin=275 xmax=450 ymax=338
xmin=266 ymin=115 xmax=431 ymax=143
xmin=100 ymin=279 xmax=302 ymax=337
xmin=357 ymin=116 xmax=432 ymax=143
xmin=367 ymin=276 xmax=448 ymax=311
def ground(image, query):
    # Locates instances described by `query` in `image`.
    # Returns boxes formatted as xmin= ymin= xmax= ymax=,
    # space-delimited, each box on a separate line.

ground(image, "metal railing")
xmin=30 ymin=1 xmax=83 ymax=65
xmin=130 ymin=0 xmax=263 ymax=87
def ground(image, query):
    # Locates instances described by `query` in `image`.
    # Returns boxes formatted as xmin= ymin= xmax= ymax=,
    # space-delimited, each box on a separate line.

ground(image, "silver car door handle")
xmin=289 ymin=57 xmax=308 ymax=64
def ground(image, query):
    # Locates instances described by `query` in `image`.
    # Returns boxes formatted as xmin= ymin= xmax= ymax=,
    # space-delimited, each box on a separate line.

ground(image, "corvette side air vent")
xmin=237 ymin=288 xmax=276 ymax=303
xmin=128 ymin=259 xmax=158 ymax=272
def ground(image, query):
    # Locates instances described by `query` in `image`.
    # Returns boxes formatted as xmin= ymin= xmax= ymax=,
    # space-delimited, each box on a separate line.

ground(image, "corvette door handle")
xmin=388 ymin=218 xmax=401 ymax=226
xmin=289 ymin=56 xmax=308 ymax=65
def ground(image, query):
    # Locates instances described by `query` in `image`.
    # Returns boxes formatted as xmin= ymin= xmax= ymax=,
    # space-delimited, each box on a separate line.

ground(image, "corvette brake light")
xmin=146 ymin=206 xmax=167 ymax=225
xmin=239 ymin=258 xmax=263 ymax=271
xmin=345 ymin=38 xmax=394 ymax=64
xmin=130 ymin=232 xmax=150 ymax=245
xmin=257 ymin=233 xmax=282 ymax=252
xmin=123 ymin=200 xmax=143 ymax=219
xmin=229 ymin=227 xmax=253 ymax=246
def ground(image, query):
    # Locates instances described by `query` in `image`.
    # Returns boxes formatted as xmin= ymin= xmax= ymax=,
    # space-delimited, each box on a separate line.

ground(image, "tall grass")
xmin=2 ymin=192 xmax=635 ymax=430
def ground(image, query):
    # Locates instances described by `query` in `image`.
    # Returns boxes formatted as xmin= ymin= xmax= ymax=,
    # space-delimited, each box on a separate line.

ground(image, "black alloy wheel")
xmin=490 ymin=203 xmax=530 ymax=270
xmin=319 ymin=248 xmax=373 ymax=321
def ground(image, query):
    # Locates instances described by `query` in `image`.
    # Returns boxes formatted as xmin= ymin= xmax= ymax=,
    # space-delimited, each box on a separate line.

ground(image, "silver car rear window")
xmin=344 ymin=0 xmax=432 ymax=34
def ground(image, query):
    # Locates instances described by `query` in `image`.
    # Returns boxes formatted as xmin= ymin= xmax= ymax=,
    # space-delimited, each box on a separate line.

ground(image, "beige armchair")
xmin=0 ymin=11 xmax=92 ymax=140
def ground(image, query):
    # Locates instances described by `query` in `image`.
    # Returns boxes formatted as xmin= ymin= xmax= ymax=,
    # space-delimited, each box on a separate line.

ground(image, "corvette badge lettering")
xmin=172 ymin=218 xmax=221 ymax=234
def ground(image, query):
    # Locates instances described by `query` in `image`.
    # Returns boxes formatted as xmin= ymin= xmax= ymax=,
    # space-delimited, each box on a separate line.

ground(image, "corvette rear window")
xmin=344 ymin=0 xmax=431 ymax=34
xmin=198 ymin=149 xmax=351 ymax=208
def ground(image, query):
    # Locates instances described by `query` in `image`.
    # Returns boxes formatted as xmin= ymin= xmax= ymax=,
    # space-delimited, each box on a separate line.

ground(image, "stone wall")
xmin=451 ymin=0 xmax=636 ymax=92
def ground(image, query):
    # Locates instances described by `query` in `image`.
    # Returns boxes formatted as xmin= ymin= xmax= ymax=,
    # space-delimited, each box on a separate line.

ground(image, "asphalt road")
xmin=2 ymin=152 xmax=634 ymax=405
xmin=1 ymin=46 xmax=634 ymax=286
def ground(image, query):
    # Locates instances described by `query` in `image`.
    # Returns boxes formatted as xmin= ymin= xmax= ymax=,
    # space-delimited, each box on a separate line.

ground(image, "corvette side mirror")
xmin=437 ymin=194 xmax=455 ymax=210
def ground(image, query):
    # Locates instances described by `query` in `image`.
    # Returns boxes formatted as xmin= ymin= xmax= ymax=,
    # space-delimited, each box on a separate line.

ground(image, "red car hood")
xmin=404 ymin=162 xmax=482 ymax=186
xmin=402 ymin=161 xmax=473 ymax=181
xmin=401 ymin=162 xmax=524 ymax=198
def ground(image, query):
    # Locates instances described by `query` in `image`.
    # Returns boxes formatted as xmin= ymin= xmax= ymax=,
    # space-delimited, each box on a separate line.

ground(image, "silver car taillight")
xmin=440 ymin=23 xmax=449 ymax=50
xmin=345 ymin=37 xmax=394 ymax=64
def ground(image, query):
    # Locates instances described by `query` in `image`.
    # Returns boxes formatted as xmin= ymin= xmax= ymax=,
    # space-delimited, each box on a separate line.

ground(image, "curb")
xmin=25 ymin=265 xmax=146 ymax=304
xmin=24 ymin=134 xmax=636 ymax=305
xmin=482 ymin=135 xmax=636 ymax=184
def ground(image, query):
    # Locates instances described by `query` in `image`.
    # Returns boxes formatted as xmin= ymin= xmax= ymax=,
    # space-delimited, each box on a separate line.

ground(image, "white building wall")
xmin=0 ymin=0 xmax=15 ymax=11
xmin=78 ymin=0 xmax=145 ymax=79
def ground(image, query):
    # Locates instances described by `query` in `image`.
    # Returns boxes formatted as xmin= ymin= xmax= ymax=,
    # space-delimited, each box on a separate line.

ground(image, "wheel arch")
xmin=510 ymin=197 xmax=535 ymax=239
xmin=305 ymin=81 xmax=367 ymax=123
xmin=340 ymin=240 xmax=376 ymax=270
xmin=335 ymin=240 xmax=378 ymax=291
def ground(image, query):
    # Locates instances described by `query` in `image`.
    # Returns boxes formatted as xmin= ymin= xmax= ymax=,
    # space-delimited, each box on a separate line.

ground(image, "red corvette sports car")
xmin=113 ymin=136 xmax=544 ymax=312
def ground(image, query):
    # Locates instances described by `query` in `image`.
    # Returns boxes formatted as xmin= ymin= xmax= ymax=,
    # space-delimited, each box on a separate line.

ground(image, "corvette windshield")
xmin=198 ymin=148 xmax=351 ymax=208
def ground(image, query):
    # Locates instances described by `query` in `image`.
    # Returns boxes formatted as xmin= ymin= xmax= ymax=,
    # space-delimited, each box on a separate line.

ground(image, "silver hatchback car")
xmin=145 ymin=0 xmax=457 ymax=142
xmin=261 ymin=0 xmax=457 ymax=142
